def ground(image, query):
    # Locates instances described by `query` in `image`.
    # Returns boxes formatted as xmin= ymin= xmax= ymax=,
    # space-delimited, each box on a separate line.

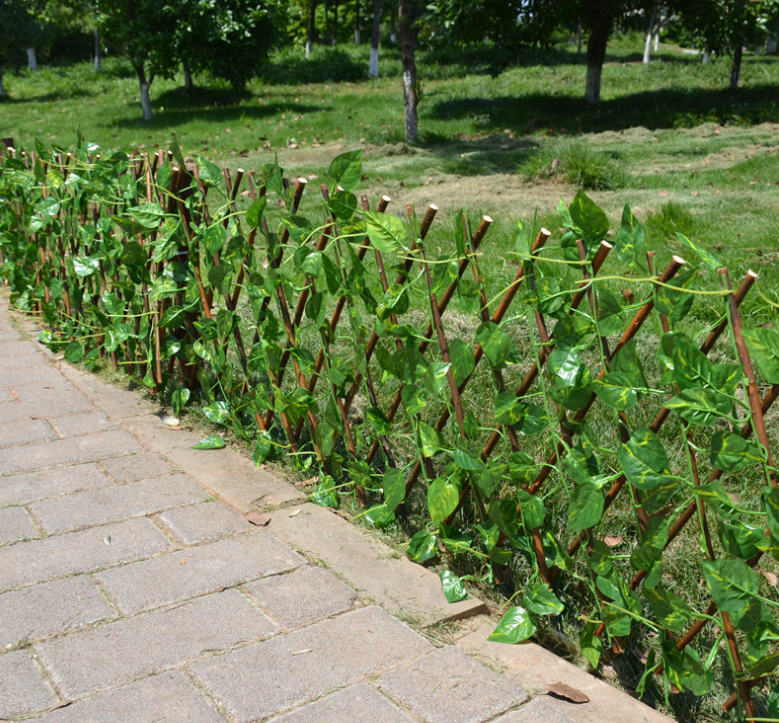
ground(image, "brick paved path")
xmin=0 ymin=297 xmax=669 ymax=723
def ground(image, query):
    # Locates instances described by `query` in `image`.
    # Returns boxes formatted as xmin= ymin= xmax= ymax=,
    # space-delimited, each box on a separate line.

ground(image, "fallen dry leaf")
xmin=760 ymin=569 xmax=778 ymax=587
xmin=544 ymin=682 xmax=590 ymax=704
xmin=291 ymin=649 xmax=313 ymax=656
xmin=246 ymin=511 xmax=271 ymax=527
xmin=604 ymin=536 xmax=623 ymax=547
xmin=288 ymin=508 xmax=301 ymax=517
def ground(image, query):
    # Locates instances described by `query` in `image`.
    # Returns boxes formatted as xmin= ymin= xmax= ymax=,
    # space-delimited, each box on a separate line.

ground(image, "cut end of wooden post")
xmin=601 ymin=241 xmax=613 ymax=249
xmin=237 ymin=168 xmax=245 ymax=174
xmin=540 ymin=227 xmax=551 ymax=237
xmin=428 ymin=204 xmax=439 ymax=212
xmin=483 ymin=215 xmax=494 ymax=224
xmin=672 ymin=255 xmax=686 ymax=265
xmin=382 ymin=194 xmax=391 ymax=203
xmin=298 ymin=177 xmax=308 ymax=186
xmin=747 ymin=269 xmax=759 ymax=279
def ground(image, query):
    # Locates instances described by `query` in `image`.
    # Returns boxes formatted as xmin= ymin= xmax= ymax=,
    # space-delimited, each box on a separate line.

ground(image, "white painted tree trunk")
xmin=183 ymin=63 xmax=193 ymax=91
xmin=653 ymin=31 xmax=659 ymax=52
xmin=27 ymin=48 xmax=37 ymax=71
xmin=94 ymin=29 xmax=102 ymax=73
xmin=355 ymin=28 xmax=360 ymax=44
xmin=643 ymin=30 xmax=653 ymax=63
xmin=767 ymin=37 xmax=777 ymax=54
xmin=585 ymin=64 xmax=602 ymax=105
xmin=369 ymin=47 xmax=379 ymax=77
xmin=369 ymin=0 xmax=381 ymax=78
xmin=139 ymin=78 xmax=153 ymax=121
xmin=306 ymin=40 xmax=313 ymax=59
xmin=703 ymin=49 xmax=712 ymax=63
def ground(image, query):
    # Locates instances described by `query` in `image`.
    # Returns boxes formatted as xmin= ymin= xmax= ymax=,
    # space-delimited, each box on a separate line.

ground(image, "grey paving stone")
xmin=269 ymin=682 xmax=415 ymax=723
xmin=31 ymin=474 xmax=207 ymax=534
xmin=159 ymin=500 xmax=251 ymax=544
xmin=36 ymin=589 xmax=276 ymax=699
xmin=0 ymin=386 xmax=11 ymax=402
xmin=49 ymin=411 xmax=116 ymax=438
xmin=0 ymin=650 xmax=57 ymax=719
xmin=97 ymin=531 xmax=304 ymax=614
xmin=0 ymin=417 xmax=57 ymax=448
xmin=12 ymin=380 xmax=77 ymax=401
xmin=0 ymin=576 xmax=115 ymax=648
xmin=191 ymin=605 xmax=431 ymax=723
xmin=0 ymin=506 xmax=38 ymax=545
xmin=0 ymin=352 xmax=47 ymax=370
xmin=495 ymin=698 xmax=579 ymax=723
xmin=0 ymin=429 xmax=141 ymax=474
xmin=0 ymin=463 xmax=112 ymax=506
xmin=0 ymin=384 xmax=87 ymax=415
xmin=377 ymin=646 xmax=528 ymax=723
xmin=0 ymin=518 xmax=173 ymax=593
xmin=36 ymin=670 xmax=227 ymax=723
xmin=246 ymin=565 xmax=356 ymax=629
xmin=0 ymin=340 xmax=39 ymax=356
xmin=100 ymin=451 xmax=174 ymax=482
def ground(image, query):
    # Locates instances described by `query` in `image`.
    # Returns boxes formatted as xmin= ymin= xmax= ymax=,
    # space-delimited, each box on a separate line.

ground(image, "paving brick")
xmin=159 ymin=501 xmax=250 ymax=544
xmin=0 ymin=506 xmax=38 ymax=545
xmin=0 ymin=650 xmax=57 ymax=719
xmin=0 ymin=417 xmax=57 ymax=448
xmin=269 ymin=683 xmax=415 ymax=723
xmin=49 ymin=411 xmax=115 ymax=438
xmin=0 ymin=386 xmax=11 ymax=402
xmin=97 ymin=531 xmax=304 ymax=614
xmin=246 ymin=565 xmax=356 ymax=629
xmin=377 ymin=646 xmax=527 ymax=723
xmin=191 ymin=606 xmax=431 ymax=723
xmin=0 ymin=366 xmax=74 ymax=393
xmin=0 ymin=463 xmax=112 ymax=506
xmin=494 ymin=698 xmax=579 ymax=723
xmin=12 ymin=380 xmax=78 ymax=401
xmin=455 ymin=616 xmax=674 ymax=723
xmin=36 ymin=589 xmax=276 ymax=699
xmin=0 ymin=518 xmax=173 ymax=593
xmin=269 ymin=504 xmax=487 ymax=626
xmin=123 ymin=415 xmax=304 ymax=511
xmin=0 ymin=340 xmax=39 ymax=357
xmin=0 ymin=429 xmax=140 ymax=474
xmin=31 ymin=474 xmax=207 ymax=534
xmin=100 ymin=451 xmax=174 ymax=482
xmin=0 ymin=576 xmax=115 ymax=648
xmin=0 ymin=388 xmax=93 ymax=416
xmin=36 ymin=670 xmax=227 ymax=723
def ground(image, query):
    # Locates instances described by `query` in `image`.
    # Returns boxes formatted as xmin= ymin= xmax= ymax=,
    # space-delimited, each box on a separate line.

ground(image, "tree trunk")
xmin=398 ymin=0 xmax=418 ymax=143
xmin=702 ymin=48 xmax=712 ymax=63
xmin=94 ymin=28 xmax=102 ymax=73
xmin=584 ymin=4 xmax=613 ymax=105
xmin=307 ymin=0 xmax=318 ymax=59
xmin=135 ymin=66 xmax=153 ymax=121
xmin=643 ymin=5 xmax=656 ymax=64
xmin=27 ymin=48 xmax=37 ymax=71
xmin=576 ymin=23 xmax=582 ymax=55
xmin=767 ymin=36 xmax=777 ymax=54
xmin=653 ymin=30 xmax=659 ymax=51
xmin=333 ymin=0 xmax=339 ymax=44
xmin=369 ymin=0 xmax=382 ymax=77
xmin=183 ymin=62 xmax=193 ymax=92
xmin=390 ymin=6 xmax=397 ymax=43
xmin=730 ymin=43 xmax=742 ymax=90
xmin=0 ymin=67 xmax=5 ymax=100
xmin=324 ymin=0 xmax=331 ymax=45
xmin=354 ymin=0 xmax=361 ymax=43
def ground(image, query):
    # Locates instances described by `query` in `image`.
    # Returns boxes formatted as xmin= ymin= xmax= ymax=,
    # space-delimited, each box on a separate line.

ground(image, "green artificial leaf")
xmin=407 ymin=530 xmax=438 ymax=562
xmin=453 ymin=446 xmax=484 ymax=471
xmin=203 ymin=401 xmax=230 ymax=425
xmin=742 ymin=327 xmax=779 ymax=384
xmin=718 ymin=519 xmax=763 ymax=560
xmin=675 ymin=232 xmax=719 ymax=272
xmin=383 ymin=468 xmax=406 ymax=512
xmin=569 ymin=190 xmax=609 ymax=250
xmin=645 ymin=587 xmax=692 ymax=632
xmin=171 ymin=388 xmax=190 ymax=417
xmin=72 ymin=256 xmax=100 ymax=277
xmin=439 ymin=571 xmax=469 ymax=602
xmin=428 ymin=478 xmax=459 ymax=526
xmin=246 ymin=197 xmax=267 ymax=228
xmin=424 ymin=361 xmax=451 ymax=396
xmin=475 ymin=322 xmax=519 ymax=369
xmin=701 ymin=560 xmax=760 ymax=613
xmin=366 ymin=406 xmax=391 ymax=436
xmin=494 ymin=393 xmax=525 ymax=426
xmin=450 ymin=338 xmax=475 ymax=386
xmin=661 ymin=640 xmax=712 ymax=696
xmin=692 ymin=480 xmax=739 ymax=520
xmin=630 ymin=545 xmax=664 ymax=589
xmin=64 ymin=341 xmax=84 ymax=363
xmin=128 ymin=202 xmax=165 ymax=229
xmin=311 ymin=475 xmax=338 ymax=508
xmin=197 ymin=157 xmax=223 ymax=189
xmin=590 ymin=372 xmax=638 ymax=410
xmin=614 ymin=204 xmax=645 ymax=266
xmin=508 ymin=452 xmax=538 ymax=485
xmin=523 ymin=583 xmax=563 ymax=616
xmin=580 ymin=623 xmax=603 ymax=668
xmin=327 ymin=149 xmax=362 ymax=192
xmin=488 ymin=606 xmax=536 ymax=643
xmin=763 ymin=487 xmax=779 ymax=540
xmin=203 ymin=224 xmax=227 ymax=255
xmin=664 ymin=387 xmax=724 ymax=427
xmin=364 ymin=504 xmax=395 ymax=528
xmin=419 ymin=421 xmax=449 ymax=456
xmin=192 ymin=434 xmax=226 ymax=450
xmin=517 ymin=489 xmax=545 ymax=529
xmin=656 ymin=268 xmax=697 ymax=322
xmin=710 ymin=431 xmax=764 ymax=471
xmin=618 ymin=428 xmax=675 ymax=490
xmin=365 ymin=211 xmax=406 ymax=254
xmin=568 ymin=483 xmax=604 ymax=531
xmin=327 ymin=190 xmax=358 ymax=220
